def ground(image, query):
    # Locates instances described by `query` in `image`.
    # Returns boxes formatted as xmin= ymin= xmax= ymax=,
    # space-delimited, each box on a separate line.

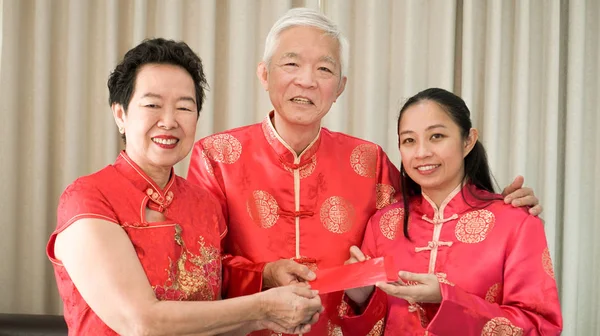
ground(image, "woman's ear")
xmin=463 ymin=128 xmax=479 ymax=158
xmin=112 ymin=103 xmax=126 ymax=133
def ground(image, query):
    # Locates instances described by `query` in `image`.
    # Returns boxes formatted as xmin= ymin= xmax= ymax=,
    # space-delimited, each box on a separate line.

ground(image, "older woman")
xmin=47 ymin=38 xmax=322 ymax=336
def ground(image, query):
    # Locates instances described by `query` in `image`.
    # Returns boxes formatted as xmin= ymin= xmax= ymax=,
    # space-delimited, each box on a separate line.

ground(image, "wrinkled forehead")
xmin=274 ymin=26 xmax=342 ymax=62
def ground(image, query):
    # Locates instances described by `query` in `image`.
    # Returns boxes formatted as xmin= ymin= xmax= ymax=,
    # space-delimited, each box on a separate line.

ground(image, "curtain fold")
xmin=1 ymin=0 xmax=598 ymax=332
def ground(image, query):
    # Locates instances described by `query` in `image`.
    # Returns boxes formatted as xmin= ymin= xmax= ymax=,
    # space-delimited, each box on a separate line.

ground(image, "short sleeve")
xmin=56 ymin=177 xmax=119 ymax=231
xmin=48 ymin=177 xmax=119 ymax=264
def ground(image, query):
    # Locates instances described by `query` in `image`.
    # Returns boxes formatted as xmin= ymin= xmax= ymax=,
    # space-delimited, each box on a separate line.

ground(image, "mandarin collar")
xmin=113 ymin=151 xmax=175 ymax=212
xmin=261 ymin=111 xmax=321 ymax=168
xmin=414 ymin=183 xmax=493 ymax=221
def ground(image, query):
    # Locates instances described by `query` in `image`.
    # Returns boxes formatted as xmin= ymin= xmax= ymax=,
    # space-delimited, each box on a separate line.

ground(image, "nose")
xmin=415 ymin=141 xmax=432 ymax=158
xmin=157 ymin=108 xmax=178 ymax=130
xmin=294 ymin=67 xmax=317 ymax=88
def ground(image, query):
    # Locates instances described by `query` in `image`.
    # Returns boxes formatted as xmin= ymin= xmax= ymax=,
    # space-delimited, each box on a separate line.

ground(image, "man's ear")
xmin=257 ymin=62 xmax=269 ymax=91
xmin=334 ymin=76 xmax=347 ymax=101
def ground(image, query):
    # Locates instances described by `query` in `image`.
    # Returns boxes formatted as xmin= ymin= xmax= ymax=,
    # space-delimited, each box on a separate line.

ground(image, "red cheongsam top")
xmin=47 ymin=151 xmax=226 ymax=335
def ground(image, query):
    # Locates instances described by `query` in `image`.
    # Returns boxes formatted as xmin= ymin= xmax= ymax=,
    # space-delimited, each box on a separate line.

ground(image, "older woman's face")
xmin=114 ymin=63 xmax=198 ymax=174
xmin=258 ymin=26 xmax=347 ymax=130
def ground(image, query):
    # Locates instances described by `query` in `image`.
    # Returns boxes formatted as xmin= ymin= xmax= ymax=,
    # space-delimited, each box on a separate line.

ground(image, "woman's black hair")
xmin=397 ymin=88 xmax=499 ymax=239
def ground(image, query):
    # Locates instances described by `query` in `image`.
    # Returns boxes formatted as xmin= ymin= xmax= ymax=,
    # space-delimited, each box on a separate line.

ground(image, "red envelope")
xmin=309 ymin=256 xmax=397 ymax=294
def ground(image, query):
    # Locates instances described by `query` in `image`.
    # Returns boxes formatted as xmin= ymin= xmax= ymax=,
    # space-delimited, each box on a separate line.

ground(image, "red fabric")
xmin=350 ymin=184 xmax=562 ymax=335
xmin=47 ymin=151 xmax=226 ymax=335
xmin=310 ymin=256 xmax=396 ymax=294
xmin=187 ymin=113 xmax=400 ymax=335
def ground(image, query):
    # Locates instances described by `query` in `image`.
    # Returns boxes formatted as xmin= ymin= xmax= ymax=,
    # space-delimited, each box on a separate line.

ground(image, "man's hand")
xmin=502 ymin=175 xmax=543 ymax=216
xmin=343 ymin=246 xmax=375 ymax=306
xmin=257 ymin=285 xmax=323 ymax=333
xmin=263 ymin=259 xmax=316 ymax=289
xmin=376 ymin=271 xmax=441 ymax=304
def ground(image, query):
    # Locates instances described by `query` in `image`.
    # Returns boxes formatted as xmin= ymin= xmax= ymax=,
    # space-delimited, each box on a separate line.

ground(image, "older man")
xmin=188 ymin=8 xmax=541 ymax=335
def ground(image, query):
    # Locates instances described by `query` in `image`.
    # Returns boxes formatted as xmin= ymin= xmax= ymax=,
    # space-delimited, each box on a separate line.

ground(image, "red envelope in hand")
xmin=309 ymin=256 xmax=396 ymax=294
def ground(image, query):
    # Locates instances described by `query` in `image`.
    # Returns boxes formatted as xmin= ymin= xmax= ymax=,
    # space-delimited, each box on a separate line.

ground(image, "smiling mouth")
xmin=290 ymin=97 xmax=314 ymax=105
xmin=416 ymin=164 xmax=440 ymax=171
xmin=152 ymin=138 xmax=179 ymax=145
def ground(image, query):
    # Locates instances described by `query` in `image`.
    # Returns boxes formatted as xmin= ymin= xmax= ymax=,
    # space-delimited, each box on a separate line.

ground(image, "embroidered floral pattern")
xmin=262 ymin=118 xmax=279 ymax=146
xmin=542 ymin=247 xmax=555 ymax=279
xmin=327 ymin=320 xmax=343 ymax=336
xmin=202 ymin=134 xmax=242 ymax=164
xmin=153 ymin=229 xmax=221 ymax=301
xmin=320 ymin=196 xmax=355 ymax=234
xmin=379 ymin=207 xmax=404 ymax=240
xmin=455 ymin=210 xmax=495 ymax=243
xmin=435 ymin=272 xmax=455 ymax=286
xmin=408 ymin=302 xmax=429 ymax=328
xmin=376 ymin=183 xmax=397 ymax=209
xmin=485 ymin=283 xmax=502 ymax=303
xmin=201 ymin=149 xmax=214 ymax=176
xmin=350 ymin=144 xmax=377 ymax=178
xmin=247 ymin=190 xmax=280 ymax=228
xmin=481 ymin=317 xmax=523 ymax=335
xmin=337 ymin=300 xmax=350 ymax=318
xmin=367 ymin=318 xmax=385 ymax=336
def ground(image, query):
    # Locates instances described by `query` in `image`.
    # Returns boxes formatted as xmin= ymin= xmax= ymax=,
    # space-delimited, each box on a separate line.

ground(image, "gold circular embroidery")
xmin=379 ymin=207 xmax=404 ymax=240
xmin=247 ymin=190 xmax=279 ymax=228
xmin=201 ymin=149 xmax=214 ymax=176
xmin=350 ymin=144 xmax=377 ymax=178
xmin=284 ymin=155 xmax=317 ymax=179
xmin=485 ymin=283 xmax=502 ymax=303
xmin=542 ymin=247 xmax=555 ymax=279
xmin=481 ymin=317 xmax=523 ymax=336
xmin=376 ymin=183 xmax=397 ymax=209
xmin=202 ymin=134 xmax=242 ymax=164
xmin=455 ymin=210 xmax=495 ymax=243
xmin=367 ymin=318 xmax=385 ymax=336
xmin=320 ymin=196 xmax=355 ymax=234
xmin=327 ymin=320 xmax=343 ymax=336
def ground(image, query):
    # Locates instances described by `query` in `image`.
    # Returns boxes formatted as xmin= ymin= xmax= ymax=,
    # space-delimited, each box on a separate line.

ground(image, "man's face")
xmin=258 ymin=26 xmax=347 ymax=129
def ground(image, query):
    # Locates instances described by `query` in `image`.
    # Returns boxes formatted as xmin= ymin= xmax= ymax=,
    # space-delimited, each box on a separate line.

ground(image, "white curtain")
xmin=1 ymin=0 xmax=598 ymax=334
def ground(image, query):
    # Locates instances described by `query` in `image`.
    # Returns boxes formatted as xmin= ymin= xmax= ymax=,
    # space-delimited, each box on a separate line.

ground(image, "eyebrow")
xmin=319 ymin=55 xmax=337 ymax=66
xmin=399 ymin=124 xmax=447 ymax=136
xmin=140 ymin=92 xmax=196 ymax=104
xmin=279 ymin=53 xmax=338 ymax=67
xmin=280 ymin=52 xmax=299 ymax=60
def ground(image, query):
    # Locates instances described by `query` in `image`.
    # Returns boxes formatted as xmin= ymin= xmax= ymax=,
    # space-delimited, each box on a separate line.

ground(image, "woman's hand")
xmin=343 ymin=246 xmax=375 ymax=306
xmin=258 ymin=284 xmax=323 ymax=333
xmin=376 ymin=271 xmax=442 ymax=304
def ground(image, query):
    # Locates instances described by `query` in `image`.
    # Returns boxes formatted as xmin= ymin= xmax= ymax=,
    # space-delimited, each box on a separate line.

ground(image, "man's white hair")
xmin=262 ymin=7 xmax=349 ymax=78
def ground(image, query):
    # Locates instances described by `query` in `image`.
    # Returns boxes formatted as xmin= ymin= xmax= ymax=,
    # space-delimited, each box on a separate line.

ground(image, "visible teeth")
xmin=292 ymin=97 xmax=312 ymax=104
xmin=417 ymin=165 xmax=439 ymax=171
xmin=153 ymin=138 xmax=178 ymax=145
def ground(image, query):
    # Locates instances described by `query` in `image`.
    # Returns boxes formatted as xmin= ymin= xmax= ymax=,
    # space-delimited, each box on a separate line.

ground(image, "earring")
xmin=118 ymin=127 xmax=124 ymax=134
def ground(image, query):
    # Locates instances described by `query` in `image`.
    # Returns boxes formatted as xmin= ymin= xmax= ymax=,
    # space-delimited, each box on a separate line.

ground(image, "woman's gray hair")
xmin=262 ymin=7 xmax=349 ymax=78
